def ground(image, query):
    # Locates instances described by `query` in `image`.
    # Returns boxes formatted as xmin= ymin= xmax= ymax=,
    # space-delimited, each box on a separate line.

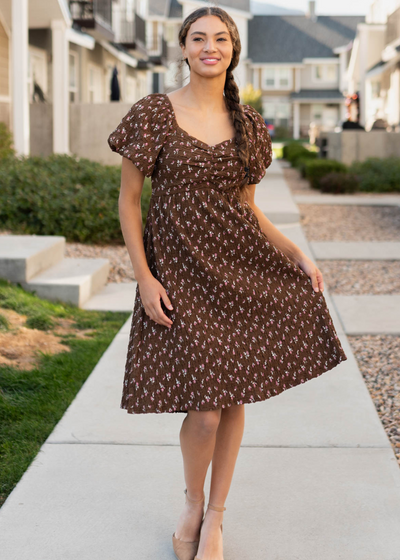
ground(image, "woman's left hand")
xmin=297 ymin=254 xmax=324 ymax=293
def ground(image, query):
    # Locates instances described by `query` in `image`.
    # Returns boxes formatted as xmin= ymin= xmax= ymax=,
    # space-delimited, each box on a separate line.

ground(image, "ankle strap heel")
xmin=207 ymin=502 xmax=226 ymax=512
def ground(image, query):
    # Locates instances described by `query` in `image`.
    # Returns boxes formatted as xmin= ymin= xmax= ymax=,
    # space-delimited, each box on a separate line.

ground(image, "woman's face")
xmin=181 ymin=15 xmax=233 ymax=78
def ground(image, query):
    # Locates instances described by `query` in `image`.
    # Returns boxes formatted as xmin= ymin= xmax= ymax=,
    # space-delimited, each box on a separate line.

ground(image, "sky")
xmin=252 ymin=0 xmax=370 ymax=15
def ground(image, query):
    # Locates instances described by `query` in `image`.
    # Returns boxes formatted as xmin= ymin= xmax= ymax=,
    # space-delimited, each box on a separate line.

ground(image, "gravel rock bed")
xmin=316 ymin=260 xmax=400 ymax=295
xmin=347 ymin=334 xmax=400 ymax=467
xmin=299 ymin=204 xmax=400 ymax=241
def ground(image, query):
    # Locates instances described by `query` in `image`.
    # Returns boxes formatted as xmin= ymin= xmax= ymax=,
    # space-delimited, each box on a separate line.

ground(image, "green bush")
xmin=349 ymin=157 xmax=400 ymax=192
xmin=319 ymin=172 xmax=360 ymax=194
xmin=0 ymin=122 xmax=15 ymax=160
xmin=294 ymin=153 xmax=319 ymax=177
xmin=283 ymin=142 xmax=308 ymax=162
xmin=304 ymin=159 xmax=348 ymax=189
xmin=0 ymin=153 xmax=152 ymax=243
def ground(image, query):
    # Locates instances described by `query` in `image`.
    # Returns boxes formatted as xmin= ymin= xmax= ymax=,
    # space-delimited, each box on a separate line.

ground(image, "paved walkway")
xmin=1 ymin=160 xmax=400 ymax=559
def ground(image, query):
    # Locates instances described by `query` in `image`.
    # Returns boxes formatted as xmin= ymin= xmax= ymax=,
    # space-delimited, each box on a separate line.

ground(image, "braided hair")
xmin=177 ymin=6 xmax=251 ymax=202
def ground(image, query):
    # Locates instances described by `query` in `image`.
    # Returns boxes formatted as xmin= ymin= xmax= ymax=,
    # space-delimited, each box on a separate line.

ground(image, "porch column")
xmin=12 ymin=0 xmax=29 ymax=155
xmin=51 ymin=19 xmax=69 ymax=154
xmin=293 ymin=102 xmax=300 ymax=139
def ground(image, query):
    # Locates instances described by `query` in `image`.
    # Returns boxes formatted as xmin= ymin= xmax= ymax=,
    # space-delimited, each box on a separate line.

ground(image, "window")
xmin=126 ymin=76 xmax=137 ymax=103
xmin=312 ymin=63 xmax=337 ymax=82
xmin=165 ymin=22 xmax=178 ymax=45
xmin=262 ymin=67 xmax=292 ymax=90
xmin=88 ymin=64 xmax=103 ymax=103
xmin=69 ymin=51 xmax=78 ymax=103
xmin=263 ymin=100 xmax=291 ymax=127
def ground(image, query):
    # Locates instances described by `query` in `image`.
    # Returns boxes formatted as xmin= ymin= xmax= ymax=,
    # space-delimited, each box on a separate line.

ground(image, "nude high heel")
xmin=194 ymin=501 xmax=226 ymax=560
xmin=172 ymin=488 xmax=205 ymax=560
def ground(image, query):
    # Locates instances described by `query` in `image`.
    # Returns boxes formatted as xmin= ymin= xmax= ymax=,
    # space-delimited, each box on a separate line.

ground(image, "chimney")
xmin=307 ymin=1 xmax=317 ymax=22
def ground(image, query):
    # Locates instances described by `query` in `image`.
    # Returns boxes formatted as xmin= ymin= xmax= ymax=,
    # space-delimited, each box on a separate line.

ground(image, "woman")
xmin=107 ymin=7 xmax=347 ymax=560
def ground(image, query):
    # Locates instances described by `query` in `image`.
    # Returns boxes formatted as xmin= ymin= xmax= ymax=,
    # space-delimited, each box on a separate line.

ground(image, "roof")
xmin=290 ymin=89 xmax=345 ymax=100
xmin=168 ymin=0 xmax=182 ymax=18
xmin=248 ymin=15 xmax=365 ymax=63
xmin=149 ymin=0 xmax=250 ymax=18
xmin=148 ymin=0 xmax=169 ymax=17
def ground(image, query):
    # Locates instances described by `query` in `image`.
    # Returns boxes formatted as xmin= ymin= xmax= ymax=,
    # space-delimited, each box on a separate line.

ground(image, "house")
xmin=0 ymin=0 xmax=164 ymax=157
xmin=348 ymin=0 xmax=400 ymax=130
xmin=247 ymin=1 xmax=364 ymax=138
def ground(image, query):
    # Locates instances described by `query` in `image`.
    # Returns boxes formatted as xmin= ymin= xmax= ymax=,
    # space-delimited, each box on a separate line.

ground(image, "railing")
xmin=115 ymin=10 xmax=146 ymax=48
xmin=69 ymin=0 xmax=112 ymax=28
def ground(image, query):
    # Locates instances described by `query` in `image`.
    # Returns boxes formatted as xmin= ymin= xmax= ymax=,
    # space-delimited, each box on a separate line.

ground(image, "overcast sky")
xmin=252 ymin=0 xmax=370 ymax=15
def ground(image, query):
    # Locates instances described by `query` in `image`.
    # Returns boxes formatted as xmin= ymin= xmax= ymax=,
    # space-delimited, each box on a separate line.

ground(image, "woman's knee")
xmin=187 ymin=409 xmax=221 ymax=437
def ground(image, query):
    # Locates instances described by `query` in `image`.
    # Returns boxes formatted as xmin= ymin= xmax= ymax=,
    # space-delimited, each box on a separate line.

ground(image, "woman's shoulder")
xmin=129 ymin=92 xmax=171 ymax=116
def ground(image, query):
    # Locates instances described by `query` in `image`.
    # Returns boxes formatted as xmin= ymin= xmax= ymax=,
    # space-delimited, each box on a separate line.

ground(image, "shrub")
xmin=319 ymin=172 xmax=360 ymax=194
xmin=349 ymin=157 xmax=400 ymax=192
xmin=0 ymin=122 xmax=15 ymax=160
xmin=282 ymin=142 xmax=307 ymax=161
xmin=294 ymin=153 xmax=319 ymax=177
xmin=0 ymin=153 xmax=152 ymax=243
xmin=304 ymin=159 xmax=348 ymax=189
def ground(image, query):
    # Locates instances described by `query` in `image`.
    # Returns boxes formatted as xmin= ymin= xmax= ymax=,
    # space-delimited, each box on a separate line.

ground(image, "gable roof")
xmin=248 ymin=15 xmax=364 ymax=63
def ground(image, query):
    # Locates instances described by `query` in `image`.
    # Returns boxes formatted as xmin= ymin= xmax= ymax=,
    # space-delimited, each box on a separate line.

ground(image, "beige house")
xmin=0 ymin=0 xmax=162 ymax=159
xmin=248 ymin=1 xmax=364 ymax=138
xmin=361 ymin=0 xmax=400 ymax=130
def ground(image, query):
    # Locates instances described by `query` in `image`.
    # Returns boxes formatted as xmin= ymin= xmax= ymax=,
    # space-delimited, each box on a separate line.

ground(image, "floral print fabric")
xmin=108 ymin=92 xmax=347 ymax=414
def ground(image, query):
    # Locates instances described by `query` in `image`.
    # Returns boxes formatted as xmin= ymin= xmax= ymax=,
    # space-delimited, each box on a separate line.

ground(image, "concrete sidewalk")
xmin=1 ymin=159 xmax=400 ymax=560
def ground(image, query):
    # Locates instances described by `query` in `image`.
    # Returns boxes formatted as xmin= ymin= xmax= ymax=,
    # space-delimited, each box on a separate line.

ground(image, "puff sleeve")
xmin=244 ymin=104 xmax=273 ymax=184
xmin=107 ymin=93 xmax=172 ymax=178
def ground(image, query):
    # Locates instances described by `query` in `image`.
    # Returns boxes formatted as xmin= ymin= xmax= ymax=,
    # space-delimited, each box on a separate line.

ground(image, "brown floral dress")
xmin=107 ymin=92 xmax=347 ymax=414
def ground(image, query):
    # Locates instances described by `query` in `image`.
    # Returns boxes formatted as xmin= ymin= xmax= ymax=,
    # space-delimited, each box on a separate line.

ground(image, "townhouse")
xmin=247 ymin=1 xmax=364 ymax=138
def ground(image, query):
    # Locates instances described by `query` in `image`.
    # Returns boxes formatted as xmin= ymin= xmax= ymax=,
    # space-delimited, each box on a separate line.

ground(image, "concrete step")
xmin=0 ymin=235 xmax=65 ymax=282
xmin=294 ymin=193 xmax=400 ymax=206
xmin=310 ymin=241 xmax=400 ymax=260
xmin=331 ymin=294 xmax=400 ymax=335
xmin=19 ymin=257 xmax=110 ymax=308
xmin=82 ymin=282 xmax=137 ymax=312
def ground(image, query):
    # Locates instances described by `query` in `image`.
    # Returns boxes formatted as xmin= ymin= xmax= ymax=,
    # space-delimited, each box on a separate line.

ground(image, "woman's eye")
xmin=193 ymin=37 xmax=227 ymax=41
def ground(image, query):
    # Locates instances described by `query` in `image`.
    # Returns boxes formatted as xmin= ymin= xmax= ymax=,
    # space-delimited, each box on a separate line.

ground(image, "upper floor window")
xmin=261 ymin=67 xmax=292 ymax=90
xmin=312 ymin=64 xmax=337 ymax=83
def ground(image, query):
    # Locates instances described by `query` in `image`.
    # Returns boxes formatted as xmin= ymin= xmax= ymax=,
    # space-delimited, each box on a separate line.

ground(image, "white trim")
xmin=66 ymin=26 xmax=95 ymax=49
xmin=311 ymin=63 xmax=338 ymax=83
xmin=291 ymin=97 xmax=345 ymax=104
xmin=251 ymin=62 xmax=304 ymax=68
xmin=303 ymin=57 xmax=339 ymax=64
xmin=100 ymin=39 xmax=138 ymax=68
xmin=57 ymin=0 xmax=72 ymax=26
xmin=0 ymin=95 xmax=11 ymax=102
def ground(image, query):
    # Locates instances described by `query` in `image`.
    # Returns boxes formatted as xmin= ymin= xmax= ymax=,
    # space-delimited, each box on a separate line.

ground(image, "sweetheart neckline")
xmin=163 ymin=93 xmax=236 ymax=149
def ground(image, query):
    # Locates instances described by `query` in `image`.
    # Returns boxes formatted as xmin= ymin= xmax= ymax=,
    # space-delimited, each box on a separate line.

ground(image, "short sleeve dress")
xmin=108 ymin=92 xmax=347 ymax=414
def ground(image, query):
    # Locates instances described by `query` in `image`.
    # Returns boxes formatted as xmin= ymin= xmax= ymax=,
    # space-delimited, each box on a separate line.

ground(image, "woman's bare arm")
xmin=119 ymin=157 xmax=174 ymax=327
xmin=244 ymin=184 xmax=324 ymax=292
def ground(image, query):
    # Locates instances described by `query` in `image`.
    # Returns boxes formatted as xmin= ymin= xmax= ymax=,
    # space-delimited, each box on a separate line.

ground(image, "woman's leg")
xmin=196 ymin=404 xmax=245 ymax=559
xmin=174 ymin=408 xmax=222 ymax=541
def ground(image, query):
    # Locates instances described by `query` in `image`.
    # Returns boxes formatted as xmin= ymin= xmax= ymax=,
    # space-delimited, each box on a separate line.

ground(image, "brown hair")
xmin=177 ymin=6 xmax=250 ymax=202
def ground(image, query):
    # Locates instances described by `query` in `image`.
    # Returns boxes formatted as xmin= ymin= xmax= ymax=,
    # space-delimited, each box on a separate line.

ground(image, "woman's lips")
xmin=201 ymin=58 xmax=220 ymax=65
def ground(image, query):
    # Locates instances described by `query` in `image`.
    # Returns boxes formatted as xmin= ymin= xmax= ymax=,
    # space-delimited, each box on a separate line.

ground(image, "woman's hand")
xmin=137 ymin=275 xmax=174 ymax=328
xmin=297 ymin=254 xmax=324 ymax=293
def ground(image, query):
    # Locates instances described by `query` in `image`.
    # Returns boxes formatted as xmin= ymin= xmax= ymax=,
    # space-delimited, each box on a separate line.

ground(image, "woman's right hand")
xmin=137 ymin=275 xmax=174 ymax=328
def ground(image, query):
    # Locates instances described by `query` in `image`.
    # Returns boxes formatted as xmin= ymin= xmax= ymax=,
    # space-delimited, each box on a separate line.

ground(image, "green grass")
xmin=0 ymin=278 xmax=130 ymax=508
